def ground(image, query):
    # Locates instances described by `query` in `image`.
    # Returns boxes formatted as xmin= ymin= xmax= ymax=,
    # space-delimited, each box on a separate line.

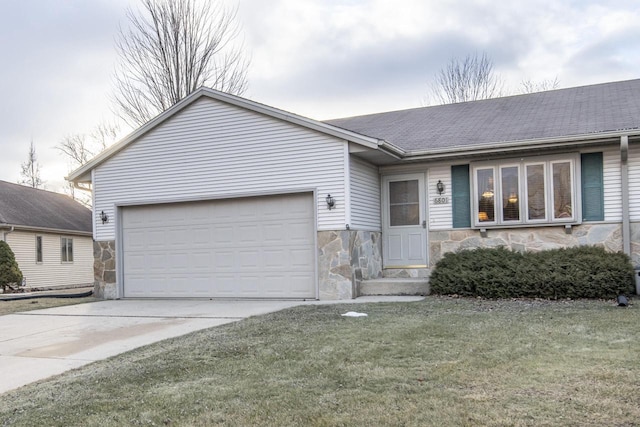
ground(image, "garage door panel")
xmin=123 ymin=193 xmax=315 ymax=298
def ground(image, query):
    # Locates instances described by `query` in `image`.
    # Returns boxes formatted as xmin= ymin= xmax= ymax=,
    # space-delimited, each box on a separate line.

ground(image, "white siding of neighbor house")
xmin=602 ymin=146 xmax=622 ymax=222
xmin=94 ymin=98 xmax=349 ymax=241
xmin=6 ymin=231 xmax=93 ymax=288
xmin=349 ymin=157 xmax=381 ymax=230
xmin=428 ymin=165 xmax=453 ymax=230
xmin=629 ymin=142 xmax=640 ymax=221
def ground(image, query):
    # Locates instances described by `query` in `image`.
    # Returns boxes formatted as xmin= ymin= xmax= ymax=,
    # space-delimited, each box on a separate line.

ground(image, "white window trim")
xmin=60 ymin=236 xmax=74 ymax=264
xmin=471 ymin=154 xmax=580 ymax=228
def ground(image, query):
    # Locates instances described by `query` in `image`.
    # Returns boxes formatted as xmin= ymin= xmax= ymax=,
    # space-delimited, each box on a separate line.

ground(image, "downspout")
xmin=1 ymin=226 xmax=15 ymax=242
xmin=620 ymin=136 xmax=631 ymax=256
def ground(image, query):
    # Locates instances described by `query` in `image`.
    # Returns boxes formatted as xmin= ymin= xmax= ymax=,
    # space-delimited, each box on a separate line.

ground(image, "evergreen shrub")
xmin=0 ymin=240 xmax=23 ymax=292
xmin=429 ymin=246 xmax=635 ymax=299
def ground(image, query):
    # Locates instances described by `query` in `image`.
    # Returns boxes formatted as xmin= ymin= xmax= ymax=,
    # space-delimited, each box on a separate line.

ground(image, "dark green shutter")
xmin=451 ymin=164 xmax=471 ymax=228
xmin=581 ymin=152 xmax=604 ymax=221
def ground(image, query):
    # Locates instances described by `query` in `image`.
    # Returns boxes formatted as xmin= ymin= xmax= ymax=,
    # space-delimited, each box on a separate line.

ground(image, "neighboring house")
xmin=0 ymin=181 xmax=93 ymax=289
xmin=69 ymin=79 xmax=640 ymax=300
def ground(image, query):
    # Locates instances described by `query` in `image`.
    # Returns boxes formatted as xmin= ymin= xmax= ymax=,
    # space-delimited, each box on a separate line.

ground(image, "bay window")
xmin=472 ymin=155 xmax=577 ymax=227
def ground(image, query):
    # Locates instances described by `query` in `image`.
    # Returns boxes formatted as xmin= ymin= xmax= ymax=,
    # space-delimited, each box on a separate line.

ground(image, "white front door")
xmin=382 ymin=174 xmax=427 ymax=268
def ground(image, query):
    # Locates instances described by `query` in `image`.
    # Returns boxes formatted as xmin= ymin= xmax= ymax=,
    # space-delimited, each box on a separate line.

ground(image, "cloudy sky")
xmin=2 ymin=0 xmax=640 ymax=193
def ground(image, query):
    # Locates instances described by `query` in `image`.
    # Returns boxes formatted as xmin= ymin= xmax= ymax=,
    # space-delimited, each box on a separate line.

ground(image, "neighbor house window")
xmin=36 ymin=236 xmax=43 ymax=263
xmin=61 ymin=237 xmax=73 ymax=263
xmin=472 ymin=155 xmax=577 ymax=227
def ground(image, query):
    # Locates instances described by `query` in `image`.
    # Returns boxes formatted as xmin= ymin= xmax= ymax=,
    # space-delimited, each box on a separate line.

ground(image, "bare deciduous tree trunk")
xmin=112 ymin=0 xmax=249 ymax=127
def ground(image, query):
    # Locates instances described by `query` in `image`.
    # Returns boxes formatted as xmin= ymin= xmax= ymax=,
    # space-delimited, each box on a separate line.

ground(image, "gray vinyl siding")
xmin=6 ymin=231 xmax=93 ymax=288
xmin=428 ymin=165 xmax=453 ymax=230
xmin=602 ymin=147 xmax=621 ymax=221
xmin=349 ymin=157 xmax=380 ymax=230
xmin=94 ymin=98 xmax=349 ymax=240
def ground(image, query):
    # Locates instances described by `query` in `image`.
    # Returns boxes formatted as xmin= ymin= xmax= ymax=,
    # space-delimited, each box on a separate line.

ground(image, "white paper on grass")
xmin=341 ymin=311 xmax=368 ymax=317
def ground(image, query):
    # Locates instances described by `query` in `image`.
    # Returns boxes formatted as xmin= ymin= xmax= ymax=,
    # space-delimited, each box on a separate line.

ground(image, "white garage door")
xmin=122 ymin=193 xmax=316 ymax=298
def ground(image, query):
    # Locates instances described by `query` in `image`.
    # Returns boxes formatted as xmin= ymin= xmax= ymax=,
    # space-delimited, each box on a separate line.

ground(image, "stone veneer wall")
xmin=93 ymin=240 xmax=117 ymax=299
xmin=429 ymin=223 xmax=625 ymax=267
xmin=317 ymin=230 xmax=382 ymax=300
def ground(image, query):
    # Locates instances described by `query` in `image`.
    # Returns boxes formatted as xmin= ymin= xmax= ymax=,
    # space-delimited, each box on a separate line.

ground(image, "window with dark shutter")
xmin=581 ymin=152 xmax=604 ymax=221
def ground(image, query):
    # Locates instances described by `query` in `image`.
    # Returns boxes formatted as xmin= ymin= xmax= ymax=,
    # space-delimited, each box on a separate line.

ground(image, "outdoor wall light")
xmin=100 ymin=210 xmax=109 ymax=224
xmin=436 ymin=180 xmax=445 ymax=195
xmin=326 ymin=194 xmax=335 ymax=210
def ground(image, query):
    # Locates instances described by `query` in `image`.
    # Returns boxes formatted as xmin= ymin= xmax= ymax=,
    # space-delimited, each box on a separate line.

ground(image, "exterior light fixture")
xmin=436 ymin=180 xmax=445 ymax=195
xmin=100 ymin=210 xmax=109 ymax=224
xmin=326 ymin=194 xmax=335 ymax=210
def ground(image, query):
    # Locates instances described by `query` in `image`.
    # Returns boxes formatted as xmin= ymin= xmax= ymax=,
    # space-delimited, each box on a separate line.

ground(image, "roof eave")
xmin=399 ymin=129 xmax=640 ymax=161
xmin=0 ymin=224 xmax=92 ymax=237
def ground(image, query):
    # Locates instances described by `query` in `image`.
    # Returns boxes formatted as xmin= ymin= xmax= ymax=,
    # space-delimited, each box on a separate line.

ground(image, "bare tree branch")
xmin=112 ymin=0 xmax=250 ymax=127
xmin=520 ymin=77 xmax=560 ymax=94
xmin=19 ymin=140 xmax=44 ymax=189
xmin=57 ymin=121 xmax=119 ymax=207
xmin=429 ymin=52 xmax=505 ymax=104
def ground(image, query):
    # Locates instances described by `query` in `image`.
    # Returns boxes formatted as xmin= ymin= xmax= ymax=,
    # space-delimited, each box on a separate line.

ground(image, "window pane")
xmin=477 ymin=168 xmax=495 ymax=222
xmin=527 ymin=164 xmax=546 ymax=220
xmin=553 ymin=162 xmax=572 ymax=219
xmin=389 ymin=180 xmax=418 ymax=204
xmin=67 ymin=239 xmax=74 ymax=262
xmin=36 ymin=236 xmax=42 ymax=263
xmin=390 ymin=204 xmax=419 ymax=226
xmin=61 ymin=238 xmax=67 ymax=262
xmin=501 ymin=166 xmax=519 ymax=221
xmin=389 ymin=180 xmax=420 ymax=226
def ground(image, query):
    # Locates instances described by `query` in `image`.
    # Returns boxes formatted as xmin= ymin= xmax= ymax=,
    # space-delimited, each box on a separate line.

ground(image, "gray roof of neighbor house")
xmin=325 ymin=79 xmax=640 ymax=152
xmin=0 ymin=181 xmax=92 ymax=234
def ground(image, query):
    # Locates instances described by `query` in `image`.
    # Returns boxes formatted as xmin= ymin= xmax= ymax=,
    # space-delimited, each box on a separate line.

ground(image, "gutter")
xmin=379 ymin=129 xmax=640 ymax=161
xmin=0 ymin=224 xmax=92 ymax=238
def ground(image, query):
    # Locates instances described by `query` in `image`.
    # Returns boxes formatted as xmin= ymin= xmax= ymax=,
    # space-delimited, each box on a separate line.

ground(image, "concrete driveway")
xmin=0 ymin=297 xmax=422 ymax=395
xmin=0 ymin=299 xmax=307 ymax=395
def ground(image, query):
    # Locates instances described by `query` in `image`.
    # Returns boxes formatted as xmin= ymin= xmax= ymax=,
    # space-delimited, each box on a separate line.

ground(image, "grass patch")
xmin=0 ymin=296 xmax=97 ymax=316
xmin=1 ymin=297 xmax=639 ymax=426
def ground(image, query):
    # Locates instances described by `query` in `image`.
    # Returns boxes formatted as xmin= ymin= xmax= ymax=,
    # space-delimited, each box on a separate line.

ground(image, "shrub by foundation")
xmin=429 ymin=246 xmax=635 ymax=299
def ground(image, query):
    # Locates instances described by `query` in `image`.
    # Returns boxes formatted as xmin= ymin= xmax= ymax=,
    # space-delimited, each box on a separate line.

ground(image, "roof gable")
xmin=0 ymin=181 xmax=92 ymax=233
xmin=68 ymin=88 xmax=382 ymax=182
xmin=326 ymin=79 xmax=640 ymax=152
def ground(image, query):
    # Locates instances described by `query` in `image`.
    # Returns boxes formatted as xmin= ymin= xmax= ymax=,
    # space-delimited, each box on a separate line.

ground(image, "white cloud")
xmin=1 ymin=0 xmax=640 ymax=192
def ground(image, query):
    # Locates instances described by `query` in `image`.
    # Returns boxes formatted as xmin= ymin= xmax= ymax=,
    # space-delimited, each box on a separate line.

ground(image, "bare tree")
xmin=57 ymin=121 xmax=120 ymax=169
xmin=429 ymin=52 xmax=505 ymax=104
xmin=19 ymin=140 xmax=44 ymax=189
xmin=112 ymin=0 xmax=249 ymax=127
xmin=520 ymin=77 xmax=560 ymax=94
xmin=57 ymin=121 xmax=120 ymax=207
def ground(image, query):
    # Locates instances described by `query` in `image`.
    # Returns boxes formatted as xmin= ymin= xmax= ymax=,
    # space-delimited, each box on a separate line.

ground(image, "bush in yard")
xmin=429 ymin=246 xmax=635 ymax=299
xmin=0 ymin=240 xmax=23 ymax=292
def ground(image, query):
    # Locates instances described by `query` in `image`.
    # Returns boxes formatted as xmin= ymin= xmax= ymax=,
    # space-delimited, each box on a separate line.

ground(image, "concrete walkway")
xmin=0 ymin=296 xmax=422 ymax=395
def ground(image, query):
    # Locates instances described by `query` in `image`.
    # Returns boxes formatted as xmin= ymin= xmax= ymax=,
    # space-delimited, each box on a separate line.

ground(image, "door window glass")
xmin=389 ymin=180 xmax=419 ymax=226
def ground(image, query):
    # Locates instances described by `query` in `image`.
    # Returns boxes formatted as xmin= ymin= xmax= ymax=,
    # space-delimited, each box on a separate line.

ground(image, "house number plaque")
xmin=433 ymin=197 xmax=449 ymax=204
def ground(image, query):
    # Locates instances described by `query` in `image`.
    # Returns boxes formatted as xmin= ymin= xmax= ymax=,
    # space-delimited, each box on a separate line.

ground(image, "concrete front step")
xmin=358 ymin=278 xmax=429 ymax=296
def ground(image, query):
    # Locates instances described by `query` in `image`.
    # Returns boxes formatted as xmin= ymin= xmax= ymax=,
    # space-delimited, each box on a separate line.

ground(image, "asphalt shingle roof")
xmin=0 ymin=181 xmax=92 ymax=233
xmin=325 ymin=79 xmax=640 ymax=152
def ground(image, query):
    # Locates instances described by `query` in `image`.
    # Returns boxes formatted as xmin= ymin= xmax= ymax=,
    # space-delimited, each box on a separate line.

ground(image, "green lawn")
xmin=1 ymin=297 xmax=639 ymax=426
